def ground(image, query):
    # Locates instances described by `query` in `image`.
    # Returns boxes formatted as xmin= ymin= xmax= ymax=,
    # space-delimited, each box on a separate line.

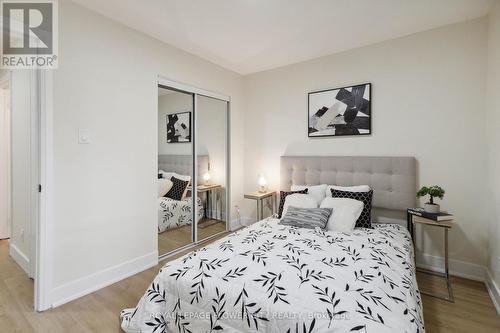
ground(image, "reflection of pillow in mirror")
xmin=166 ymin=176 xmax=190 ymax=201
xmin=173 ymin=173 xmax=191 ymax=198
xmin=158 ymin=171 xmax=191 ymax=198
xmin=158 ymin=179 xmax=173 ymax=197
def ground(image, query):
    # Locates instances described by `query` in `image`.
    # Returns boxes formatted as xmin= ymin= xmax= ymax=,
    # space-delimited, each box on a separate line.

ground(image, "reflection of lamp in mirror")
xmin=258 ymin=175 xmax=268 ymax=193
xmin=203 ymin=171 xmax=211 ymax=185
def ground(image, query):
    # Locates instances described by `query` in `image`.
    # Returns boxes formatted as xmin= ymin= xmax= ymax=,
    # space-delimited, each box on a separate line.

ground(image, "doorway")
xmin=0 ymin=69 xmax=42 ymax=310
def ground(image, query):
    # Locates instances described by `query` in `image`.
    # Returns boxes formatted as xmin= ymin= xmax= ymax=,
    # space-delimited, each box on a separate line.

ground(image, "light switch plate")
xmin=78 ymin=129 xmax=91 ymax=144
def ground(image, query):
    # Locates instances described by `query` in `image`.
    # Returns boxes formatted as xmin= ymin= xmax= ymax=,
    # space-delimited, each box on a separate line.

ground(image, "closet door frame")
xmin=157 ymin=76 xmax=230 ymax=256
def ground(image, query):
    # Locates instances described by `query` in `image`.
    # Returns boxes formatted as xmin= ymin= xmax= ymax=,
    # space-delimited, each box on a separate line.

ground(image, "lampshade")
xmin=203 ymin=172 xmax=211 ymax=184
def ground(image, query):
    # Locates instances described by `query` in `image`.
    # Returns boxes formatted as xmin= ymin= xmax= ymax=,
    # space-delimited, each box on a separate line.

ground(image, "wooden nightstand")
xmin=408 ymin=211 xmax=454 ymax=302
xmin=187 ymin=184 xmax=222 ymax=220
xmin=244 ymin=191 xmax=276 ymax=221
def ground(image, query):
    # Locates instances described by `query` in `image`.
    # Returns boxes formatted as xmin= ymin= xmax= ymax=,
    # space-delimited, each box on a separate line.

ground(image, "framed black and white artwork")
xmin=308 ymin=83 xmax=371 ymax=137
xmin=166 ymin=112 xmax=191 ymax=143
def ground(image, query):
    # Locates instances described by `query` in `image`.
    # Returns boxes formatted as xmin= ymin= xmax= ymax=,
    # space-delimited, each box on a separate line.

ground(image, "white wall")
xmin=486 ymin=1 xmax=500 ymax=307
xmin=49 ymin=0 xmax=245 ymax=306
xmin=9 ymin=70 xmax=33 ymax=274
xmin=243 ymin=19 xmax=489 ymax=274
xmin=197 ymin=96 xmax=227 ymax=187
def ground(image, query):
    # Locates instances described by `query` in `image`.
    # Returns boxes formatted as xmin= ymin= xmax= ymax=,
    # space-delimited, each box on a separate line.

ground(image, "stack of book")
xmin=407 ymin=208 xmax=453 ymax=221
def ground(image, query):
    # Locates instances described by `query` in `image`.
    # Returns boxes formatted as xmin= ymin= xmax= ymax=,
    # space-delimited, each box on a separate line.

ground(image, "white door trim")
xmin=35 ymin=69 xmax=53 ymax=311
xmin=157 ymin=76 xmax=231 ymax=102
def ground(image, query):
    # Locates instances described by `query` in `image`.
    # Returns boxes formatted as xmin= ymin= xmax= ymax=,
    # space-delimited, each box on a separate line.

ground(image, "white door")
xmin=0 ymin=76 xmax=11 ymax=240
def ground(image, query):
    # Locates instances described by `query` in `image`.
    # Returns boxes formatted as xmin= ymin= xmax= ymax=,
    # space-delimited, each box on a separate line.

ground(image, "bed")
xmin=123 ymin=156 xmax=424 ymax=333
xmin=158 ymin=197 xmax=204 ymax=233
xmin=157 ymin=154 xmax=209 ymax=233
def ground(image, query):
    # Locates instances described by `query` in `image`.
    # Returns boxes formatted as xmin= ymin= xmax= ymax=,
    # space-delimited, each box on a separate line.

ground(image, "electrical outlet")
xmin=20 ymin=229 xmax=24 ymax=241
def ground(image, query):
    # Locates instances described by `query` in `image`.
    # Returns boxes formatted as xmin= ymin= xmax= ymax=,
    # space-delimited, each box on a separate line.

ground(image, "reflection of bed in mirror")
xmin=157 ymin=154 xmax=226 ymax=255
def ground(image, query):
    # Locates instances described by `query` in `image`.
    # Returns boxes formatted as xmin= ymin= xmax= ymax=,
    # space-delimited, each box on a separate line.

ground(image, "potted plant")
xmin=417 ymin=185 xmax=445 ymax=213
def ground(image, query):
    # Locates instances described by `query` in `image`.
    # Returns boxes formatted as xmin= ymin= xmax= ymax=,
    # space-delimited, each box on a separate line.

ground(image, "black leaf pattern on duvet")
xmin=122 ymin=223 xmax=425 ymax=333
xmin=253 ymin=271 xmax=289 ymax=304
xmin=284 ymin=242 xmax=310 ymax=255
xmin=312 ymin=285 xmax=347 ymax=328
xmin=209 ymin=287 xmax=226 ymax=332
xmin=356 ymin=301 xmax=385 ymax=325
xmin=354 ymin=270 xmax=375 ymax=283
xmin=145 ymin=314 xmax=168 ymax=333
xmin=147 ymin=283 xmax=167 ymax=303
xmin=297 ymin=238 xmax=322 ymax=251
xmin=240 ymin=250 xmax=268 ymax=266
xmin=190 ymin=258 xmax=229 ymax=304
xmin=222 ymin=266 xmax=247 ymax=282
xmin=218 ymin=240 xmax=234 ymax=252
xmin=286 ymin=318 xmax=316 ymax=333
xmin=321 ymin=257 xmax=348 ymax=268
xmin=234 ymin=285 xmax=269 ymax=330
xmin=173 ymin=298 xmax=192 ymax=333
xmin=169 ymin=266 xmax=192 ymax=280
xmin=345 ymin=284 xmax=389 ymax=310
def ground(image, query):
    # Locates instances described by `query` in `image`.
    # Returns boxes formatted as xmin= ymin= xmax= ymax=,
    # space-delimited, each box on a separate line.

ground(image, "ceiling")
xmin=72 ymin=0 xmax=495 ymax=75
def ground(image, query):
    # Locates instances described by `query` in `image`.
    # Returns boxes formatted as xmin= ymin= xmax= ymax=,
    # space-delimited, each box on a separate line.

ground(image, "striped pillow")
xmin=279 ymin=206 xmax=332 ymax=230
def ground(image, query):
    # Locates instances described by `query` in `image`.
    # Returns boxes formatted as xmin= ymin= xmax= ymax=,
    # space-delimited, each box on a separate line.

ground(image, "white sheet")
xmin=123 ymin=219 xmax=424 ymax=332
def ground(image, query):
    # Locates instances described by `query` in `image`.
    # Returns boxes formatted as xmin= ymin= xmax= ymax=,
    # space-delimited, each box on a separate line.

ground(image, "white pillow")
xmin=282 ymin=194 xmax=317 ymax=217
xmin=291 ymin=184 xmax=327 ymax=205
xmin=326 ymin=185 xmax=371 ymax=197
xmin=158 ymin=178 xmax=173 ymax=197
xmin=320 ymin=197 xmax=364 ymax=232
xmin=159 ymin=171 xmax=191 ymax=199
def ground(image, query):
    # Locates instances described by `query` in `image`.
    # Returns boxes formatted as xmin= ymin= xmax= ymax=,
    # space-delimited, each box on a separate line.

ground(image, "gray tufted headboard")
xmin=280 ymin=156 xmax=416 ymax=212
xmin=158 ymin=154 xmax=209 ymax=184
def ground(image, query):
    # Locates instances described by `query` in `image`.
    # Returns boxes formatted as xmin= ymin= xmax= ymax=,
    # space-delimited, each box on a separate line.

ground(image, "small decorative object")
xmin=308 ymin=83 xmax=371 ymax=137
xmin=417 ymin=185 xmax=445 ymax=214
xmin=203 ymin=172 xmax=211 ymax=185
xmin=166 ymin=112 xmax=191 ymax=143
xmin=258 ymin=175 xmax=268 ymax=193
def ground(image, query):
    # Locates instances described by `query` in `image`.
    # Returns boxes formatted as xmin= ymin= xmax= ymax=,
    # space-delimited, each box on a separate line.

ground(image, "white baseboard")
xmin=416 ymin=253 xmax=485 ymax=282
xmin=486 ymin=269 xmax=500 ymax=315
xmin=9 ymin=243 xmax=30 ymax=274
xmin=50 ymin=251 xmax=158 ymax=308
xmin=229 ymin=216 xmax=253 ymax=231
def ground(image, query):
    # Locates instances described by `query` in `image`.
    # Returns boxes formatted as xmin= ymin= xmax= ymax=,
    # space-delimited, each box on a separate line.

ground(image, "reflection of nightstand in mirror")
xmin=187 ymin=184 xmax=222 ymax=220
xmin=244 ymin=191 xmax=276 ymax=221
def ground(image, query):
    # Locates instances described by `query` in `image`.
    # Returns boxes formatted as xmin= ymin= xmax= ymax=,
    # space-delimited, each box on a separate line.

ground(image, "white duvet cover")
xmin=123 ymin=219 xmax=424 ymax=333
xmin=158 ymin=197 xmax=204 ymax=233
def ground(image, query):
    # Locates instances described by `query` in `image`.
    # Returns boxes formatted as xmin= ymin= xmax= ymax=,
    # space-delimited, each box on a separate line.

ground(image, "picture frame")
xmin=166 ymin=111 xmax=191 ymax=143
xmin=308 ymin=83 xmax=371 ymax=137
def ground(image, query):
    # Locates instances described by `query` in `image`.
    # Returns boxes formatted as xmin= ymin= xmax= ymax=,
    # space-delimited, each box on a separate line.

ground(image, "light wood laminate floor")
xmin=1 ymin=238 xmax=499 ymax=333
xmin=157 ymin=218 xmax=226 ymax=255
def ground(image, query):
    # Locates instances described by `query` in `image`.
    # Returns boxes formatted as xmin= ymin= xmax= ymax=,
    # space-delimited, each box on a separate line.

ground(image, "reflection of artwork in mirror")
xmin=166 ymin=112 xmax=191 ymax=143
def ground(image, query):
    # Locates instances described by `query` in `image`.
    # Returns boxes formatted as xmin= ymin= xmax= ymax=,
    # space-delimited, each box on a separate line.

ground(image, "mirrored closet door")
xmin=157 ymin=80 xmax=229 ymax=258
xmin=195 ymin=96 xmax=228 ymax=242
xmin=157 ymin=86 xmax=194 ymax=256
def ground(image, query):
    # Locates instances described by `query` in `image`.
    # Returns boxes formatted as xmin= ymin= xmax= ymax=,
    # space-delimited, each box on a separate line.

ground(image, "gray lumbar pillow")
xmin=279 ymin=206 xmax=332 ymax=230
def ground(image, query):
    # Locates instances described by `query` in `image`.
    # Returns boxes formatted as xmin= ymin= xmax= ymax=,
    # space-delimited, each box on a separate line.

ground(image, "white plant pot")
xmin=424 ymin=203 xmax=440 ymax=214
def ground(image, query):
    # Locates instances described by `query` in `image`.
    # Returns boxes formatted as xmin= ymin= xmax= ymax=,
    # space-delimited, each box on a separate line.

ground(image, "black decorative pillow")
xmin=277 ymin=189 xmax=308 ymax=218
xmin=165 ymin=176 xmax=189 ymax=201
xmin=330 ymin=188 xmax=373 ymax=228
xmin=279 ymin=206 xmax=332 ymax=230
